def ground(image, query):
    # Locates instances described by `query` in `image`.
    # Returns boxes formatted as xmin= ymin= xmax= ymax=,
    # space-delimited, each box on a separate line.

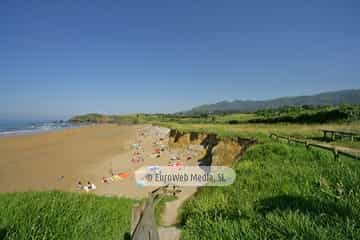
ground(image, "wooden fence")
xmin=269 ymin=133 xmax=360 ymax=160
xmin=321 ymin=129 xmax=360 ymax=142
xmin=131 ymin=185 xmax=181 ymax=240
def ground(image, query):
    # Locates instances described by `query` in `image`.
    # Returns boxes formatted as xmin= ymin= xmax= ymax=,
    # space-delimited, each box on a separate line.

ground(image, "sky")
xmin=1 ymin=0 xmax=360 ymax=120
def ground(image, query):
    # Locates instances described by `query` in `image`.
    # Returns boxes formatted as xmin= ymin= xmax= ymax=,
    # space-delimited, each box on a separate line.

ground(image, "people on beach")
xmin=77 ymin=181 xmax=96 ymax=192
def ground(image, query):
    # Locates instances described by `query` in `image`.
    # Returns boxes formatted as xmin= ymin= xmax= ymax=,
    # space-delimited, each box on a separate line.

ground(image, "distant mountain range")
xmin=186 ymin=89 xmax=360 ymax=114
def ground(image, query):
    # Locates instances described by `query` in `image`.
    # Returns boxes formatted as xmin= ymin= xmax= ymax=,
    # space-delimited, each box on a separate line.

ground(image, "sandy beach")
xmin=0 ymin=124 xmax=201 ymax=200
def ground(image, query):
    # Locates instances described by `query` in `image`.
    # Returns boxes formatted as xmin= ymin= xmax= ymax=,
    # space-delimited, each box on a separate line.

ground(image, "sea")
xmin=0 ymin=120 xmax=82 ymax=136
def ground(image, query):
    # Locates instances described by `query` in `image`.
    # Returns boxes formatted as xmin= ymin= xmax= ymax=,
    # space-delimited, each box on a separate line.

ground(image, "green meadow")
xmin=181 ymin=142 xmax=360 ymax=240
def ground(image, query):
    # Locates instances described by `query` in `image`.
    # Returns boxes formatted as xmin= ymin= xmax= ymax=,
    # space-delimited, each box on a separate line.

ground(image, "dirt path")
xmin=162 ymin=187 xmax=197 ymax=226
xmin=156 ymin=187 xmax=197 ymax=240
xmin=157 ymin=147 xmax=207 ymax=239
xmin=158 ymin=227 xmax=182 ymax=240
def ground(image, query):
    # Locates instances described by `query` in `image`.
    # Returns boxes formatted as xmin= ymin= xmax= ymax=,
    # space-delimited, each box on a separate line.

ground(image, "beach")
xmin=0 ymin=124 xmax=201 ymax=200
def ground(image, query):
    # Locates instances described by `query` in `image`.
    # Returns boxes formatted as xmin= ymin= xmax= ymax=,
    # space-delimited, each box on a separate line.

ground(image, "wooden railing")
xmin=270 ymin=133 xmax=360 ymax=160
xmin=130 ymin=185 xmax=181 ymax=240
xmin=321 ymin=129 xmax=360 ymax=142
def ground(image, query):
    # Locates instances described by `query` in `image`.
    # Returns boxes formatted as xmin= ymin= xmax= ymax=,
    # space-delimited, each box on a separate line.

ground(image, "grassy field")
xmin=70 ymin=110 xmax=360 ymax=148
xmin=154 ymin=118 xmax=360 ymax=239
xmin=70 ymin=105 xmax=360 ymax=125
xmin=158 ymin=121 xmax=360 ymax=144
xmin=180 ymin=142 xmax=360 ymax=240
xmin=0 ymin=192 xmax=135 ymax=240
xmin=69 ymin=112 xmax=258 ymax=125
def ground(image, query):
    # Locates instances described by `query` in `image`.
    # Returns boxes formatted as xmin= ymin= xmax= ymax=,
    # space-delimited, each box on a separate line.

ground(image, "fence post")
xmin=331 ymin=132 xmax=335 ymax=141
xmin=333 ymin=148 xmax=339 ymax=161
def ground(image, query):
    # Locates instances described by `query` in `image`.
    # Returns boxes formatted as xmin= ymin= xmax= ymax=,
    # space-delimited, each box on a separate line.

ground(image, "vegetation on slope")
xmin=69 ymin=105 xmax=360 ymax=125
xmin=251 ymin=105 xmax=360 ymax=124
xmin=181 ymin=142 xmax=360 ymax=240
xmin=0 ymin=191 xmax=135 ymax=240
xmin=70 ymin=106 xmax=360 ymax=150
xmin=187 ymin=89 xmax=360 ymax=114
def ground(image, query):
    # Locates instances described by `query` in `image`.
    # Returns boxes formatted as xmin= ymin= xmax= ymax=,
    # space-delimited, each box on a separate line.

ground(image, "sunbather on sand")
xmin=86 ymin=181 xmax=96 ymax=191
xmin=77 ymin=181 xmax=96 ymax=192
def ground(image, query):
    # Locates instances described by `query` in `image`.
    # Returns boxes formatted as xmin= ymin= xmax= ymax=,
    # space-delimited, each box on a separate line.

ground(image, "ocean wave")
xmin=0 ymin=122 xmax=82 ymax=136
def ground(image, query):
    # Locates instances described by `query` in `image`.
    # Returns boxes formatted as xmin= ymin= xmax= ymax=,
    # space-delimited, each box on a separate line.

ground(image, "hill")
xmin=187 ymin=89 xmax=360 ymax=114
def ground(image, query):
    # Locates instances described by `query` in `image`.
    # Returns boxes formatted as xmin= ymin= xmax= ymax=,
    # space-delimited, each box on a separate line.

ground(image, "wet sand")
xmin=0 ymin=124 xmax=201 ymax=199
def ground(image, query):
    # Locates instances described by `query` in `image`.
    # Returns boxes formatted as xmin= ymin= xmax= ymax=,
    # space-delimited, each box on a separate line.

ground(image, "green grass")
xmin=70 ymin=104 xmax=360 ymax=125
xmin=70 ymin=112 xmax=259 ymax=125
xmin=70 ymin=110 xmax=360 ymax=148
xmin=0 ymin=191 xmax=135 ymax=240
xmin=160 ymin=121 xmax=359 ymax=143
xmin=180 ymin=142 xmax=360 ymax=240
xmin=252 ymin=104 xmax=360 ymax=124
xmin=209 ymin=113 xmax=258 ymax=124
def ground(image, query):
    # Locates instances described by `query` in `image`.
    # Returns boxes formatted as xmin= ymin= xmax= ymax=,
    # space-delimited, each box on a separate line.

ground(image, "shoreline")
xmin=0 ymin=124 xmax=138 ymax=194
xmin=0 ymin=122 xmax=89 ymax=138
xmin=0 ymin=123 xmax=203 ymax=200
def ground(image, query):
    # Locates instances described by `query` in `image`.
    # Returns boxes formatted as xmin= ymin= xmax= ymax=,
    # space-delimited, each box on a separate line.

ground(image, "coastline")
xmin=0 ymin=123 xmax=202 ymax=200
xmin=0 ymin=121 xmax=86 ymax=138
xmin=0 ymin=124 xmax=138 ymax=194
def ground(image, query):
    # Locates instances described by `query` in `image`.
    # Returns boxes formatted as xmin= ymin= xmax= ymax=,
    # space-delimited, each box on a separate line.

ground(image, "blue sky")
xmin=1 ymin=0 xmax=360 ymax=120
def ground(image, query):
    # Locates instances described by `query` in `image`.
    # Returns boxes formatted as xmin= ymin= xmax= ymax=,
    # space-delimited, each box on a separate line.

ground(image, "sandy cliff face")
xmin=168 ymin=129 xmax=256 ymax=166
